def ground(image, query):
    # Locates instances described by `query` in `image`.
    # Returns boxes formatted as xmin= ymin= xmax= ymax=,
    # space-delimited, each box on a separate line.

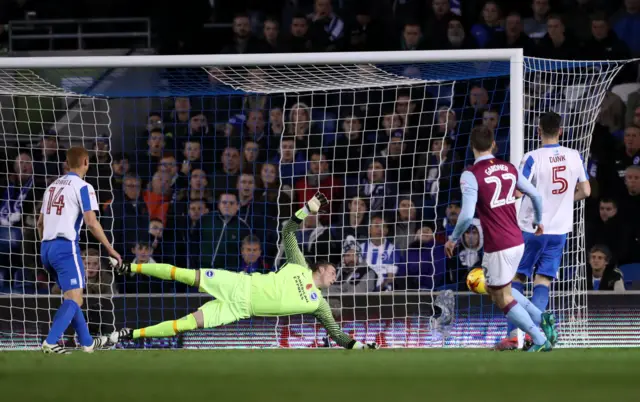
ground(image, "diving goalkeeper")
xmin=109 ymin=192 xmax=378 ymax=349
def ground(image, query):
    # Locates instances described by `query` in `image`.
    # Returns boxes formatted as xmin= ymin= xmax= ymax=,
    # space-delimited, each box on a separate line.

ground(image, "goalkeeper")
xmin=109 ymin=193 xmax=378 ymax=350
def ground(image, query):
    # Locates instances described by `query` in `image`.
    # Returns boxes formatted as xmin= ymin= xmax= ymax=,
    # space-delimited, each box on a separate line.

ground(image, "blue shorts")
xmin=41 ymin=239 xmax=85 ymax=292
xmin=516 ymin=232 xmax=567 ymax=279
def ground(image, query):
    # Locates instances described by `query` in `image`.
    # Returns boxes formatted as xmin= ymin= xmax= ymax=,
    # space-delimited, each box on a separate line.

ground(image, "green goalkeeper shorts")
xmin=197 ymin=269 xmax=252 ymax=329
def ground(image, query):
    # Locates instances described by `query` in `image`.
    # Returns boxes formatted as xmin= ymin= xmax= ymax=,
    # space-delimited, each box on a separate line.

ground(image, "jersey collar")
xmin=474 ymin=154 xmax=495 ymax=164
xmin=542 ymin=143 xmax=560 ymax=148
xmin=66 ymin=172 xmax=79 ymax=177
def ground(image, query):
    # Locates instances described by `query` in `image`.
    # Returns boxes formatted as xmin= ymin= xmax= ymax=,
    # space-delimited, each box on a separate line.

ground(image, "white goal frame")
xmin=0 ymin=48 xmax=526 ymax=166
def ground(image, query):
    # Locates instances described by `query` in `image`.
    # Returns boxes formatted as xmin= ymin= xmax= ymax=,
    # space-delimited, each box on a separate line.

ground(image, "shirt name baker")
xmin=294 ymin=275 xmax=311 ymax=303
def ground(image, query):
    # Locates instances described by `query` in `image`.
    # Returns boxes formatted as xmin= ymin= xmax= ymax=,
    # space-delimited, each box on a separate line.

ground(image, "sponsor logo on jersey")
xmin=306 ymin=284 xmax=312 ymax=290
xmin=70 ymin=279 xmax=78 ymax=286
xmin=310 ymin=292 xmax=318 ymax=301
xmin=294 ymin=275 xmax=309 ymax=302
xmin=206 ymin=270 xmax=214 ymax=278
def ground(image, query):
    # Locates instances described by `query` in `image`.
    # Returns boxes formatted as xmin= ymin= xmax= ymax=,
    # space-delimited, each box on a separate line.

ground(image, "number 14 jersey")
xmin=518 ymin=144 xmax=588 ymax=235
xmin=41 ymin=172 xmax=99 ymax=242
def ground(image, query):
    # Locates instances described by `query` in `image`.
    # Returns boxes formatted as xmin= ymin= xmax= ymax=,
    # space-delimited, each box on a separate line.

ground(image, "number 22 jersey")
xmin=518 ymin=144 xmax=588 ymax=235
xmin=41 ymin=172 xmax=99 ymax=242
xmin=465 ymin=157 xmax=522 ymax=253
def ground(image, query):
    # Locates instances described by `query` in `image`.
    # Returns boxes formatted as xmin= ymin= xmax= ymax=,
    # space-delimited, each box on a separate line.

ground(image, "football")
xmin=466 ymin=268 xmax=487 ymax=295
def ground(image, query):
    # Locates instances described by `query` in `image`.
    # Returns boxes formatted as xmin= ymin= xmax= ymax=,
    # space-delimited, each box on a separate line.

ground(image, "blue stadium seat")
xmin=618 ymin=263 xmax=640 ymax=289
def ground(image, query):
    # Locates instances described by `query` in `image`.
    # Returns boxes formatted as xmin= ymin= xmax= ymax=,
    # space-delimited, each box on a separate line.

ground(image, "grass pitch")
xmin=1 ymin=349 xmax=639 ymax=402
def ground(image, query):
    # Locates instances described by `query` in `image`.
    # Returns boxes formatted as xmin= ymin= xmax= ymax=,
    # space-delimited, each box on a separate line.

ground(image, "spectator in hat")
xmin=345 ymin=2 xmax=385 ymax=51
xmin=328 ymin=236 xmax=377 ymax=294
xmin=586 ymin=244 xmax=625 ymax=291
xmin=440 ymin=15 xmax=478 ymax=50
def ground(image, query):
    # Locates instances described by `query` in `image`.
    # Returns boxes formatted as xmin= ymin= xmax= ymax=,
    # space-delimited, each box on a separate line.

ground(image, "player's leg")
xmin=484 ymin=247 xmax=550 ymax=351
xmin=531 ymin=234 xmax=566 ymax=312
xmin=530 ymin=234 xmax=565 ymax=346
xmin=506 ymin=233 xmax=545 ymax=338
xmin=110 ymin=299 xmax=248 ymax=342
xmin=42 ymin=240 xmax=97 ymax=353
xmin=120 ymin=262 xmax=199 ymax=287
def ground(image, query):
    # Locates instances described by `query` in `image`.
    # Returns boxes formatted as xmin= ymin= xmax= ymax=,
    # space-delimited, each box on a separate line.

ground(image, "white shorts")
xmin=482 ymin=244 xmax=525 ymax=288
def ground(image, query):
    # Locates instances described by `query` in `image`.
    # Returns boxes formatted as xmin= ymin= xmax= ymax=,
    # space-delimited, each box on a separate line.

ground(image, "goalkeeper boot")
xmin=527 ymin=340 xmax=552 ymax=352
xmin=82 ymin=336 xmax=109 ymax=353
xmin=541 ymin=312 xmax=558 ymax=347
xmin=109 ymin=328 xmax=133 ymax=344
xmin=42 ymin=340 xmax=70 ymax=355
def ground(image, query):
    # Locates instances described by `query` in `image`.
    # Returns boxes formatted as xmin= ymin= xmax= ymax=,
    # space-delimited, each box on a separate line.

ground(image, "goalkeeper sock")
xmin=506 ymin=281 xmax=525 ymax=337
xmin=133 ymin=314 xmax=198 ymax=339
xmin=503 ymin=300 xmax=547 ymax=346
xmin=511 ymin=288 xmax=542 ymax=326
xmin=46 ymin=299 xmax=79 ymax=345
xmin=531 ymin=284 xmax=550 ymax=313
xmin=71 ymin=306 xmax=93 ymax=347
xmin=130 ymin=263 xmax=196 ymax=286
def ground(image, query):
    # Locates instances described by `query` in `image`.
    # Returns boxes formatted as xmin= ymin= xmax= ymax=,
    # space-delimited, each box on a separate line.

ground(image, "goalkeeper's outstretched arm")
xmin=313 ymin=298 xmax=378 ymax=349
xmin=282 ymin=192 xmax=329 ymax=267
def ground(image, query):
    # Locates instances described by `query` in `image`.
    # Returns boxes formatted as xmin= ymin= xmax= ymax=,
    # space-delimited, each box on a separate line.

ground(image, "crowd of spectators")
xmin=0 ymin=0 xmax=639 ymax=296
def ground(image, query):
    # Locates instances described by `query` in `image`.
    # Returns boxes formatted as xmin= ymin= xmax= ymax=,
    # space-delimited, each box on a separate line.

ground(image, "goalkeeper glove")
xmin=306 ymin=192 xmax=329 ymax=214
xmin=350 ymin=341 xmax=380 ymax=350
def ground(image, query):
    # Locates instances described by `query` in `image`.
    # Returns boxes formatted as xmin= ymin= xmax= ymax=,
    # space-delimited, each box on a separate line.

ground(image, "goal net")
xmin=0 ymin=51 xmax=633 ymax=350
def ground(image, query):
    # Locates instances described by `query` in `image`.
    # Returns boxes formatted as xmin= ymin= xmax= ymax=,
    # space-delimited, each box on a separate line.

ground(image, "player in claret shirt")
xmin=109 ymin=193 xmax=378 ymax=350
xmin=444 ymin=126 xmax=557 ymax=352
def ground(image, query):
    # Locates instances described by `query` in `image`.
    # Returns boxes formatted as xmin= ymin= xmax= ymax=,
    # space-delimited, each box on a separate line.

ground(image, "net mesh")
xmin=0 ymin=56 xmax=633 ymax=350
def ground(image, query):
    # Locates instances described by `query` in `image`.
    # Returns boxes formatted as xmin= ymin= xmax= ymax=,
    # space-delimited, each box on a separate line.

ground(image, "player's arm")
xmin=80 ymin=185 xmax=122 ymax=264
xmin=313 ymin=298 xmax=378 ymax=349
xmin=450 ymin=171 xmax=478 ymax=244
xmin=574 ymin=153 xmax=591 ymax=201
xmin=36 ymin=213 xmax=44 ymax=240
xmin=282 ymin=192 xmax=328 ymax=267
xmin=516 ymin=174 xmax=543 ymax=227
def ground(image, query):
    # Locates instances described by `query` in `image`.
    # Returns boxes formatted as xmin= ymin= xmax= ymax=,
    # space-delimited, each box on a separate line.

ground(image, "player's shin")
xmin=531 ymin=282 xmax=550 ymax=313
xmin=506 ymin=281 xmax=525 ymax=337
xmin=502 ymin=299 xmax=547 ymax=346
xmin=45 ymin=299 xmax=79 ymax=345
xmin=130 ymin=263 xmax=197 ymax=286
xmin=71 ymin=306 xmax=93 ymax=347
xmin=132 ymin=314 xmax=198 ymax=339
xmin=511 ymin=287 xmax=542 ymax=326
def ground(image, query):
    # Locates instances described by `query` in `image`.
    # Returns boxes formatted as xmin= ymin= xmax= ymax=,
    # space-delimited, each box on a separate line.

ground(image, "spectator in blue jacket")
xmin=470 ymin=1 xmax=504 ymax=48
xmin=396 ymin=225 xmax=446 ymax=290
xmin=611 ymin=0 xmax=640 ymax=56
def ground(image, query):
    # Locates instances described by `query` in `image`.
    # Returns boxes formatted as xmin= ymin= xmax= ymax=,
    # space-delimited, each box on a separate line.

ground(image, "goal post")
xmin=0 ymin=50 xmax=633 ymax=350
